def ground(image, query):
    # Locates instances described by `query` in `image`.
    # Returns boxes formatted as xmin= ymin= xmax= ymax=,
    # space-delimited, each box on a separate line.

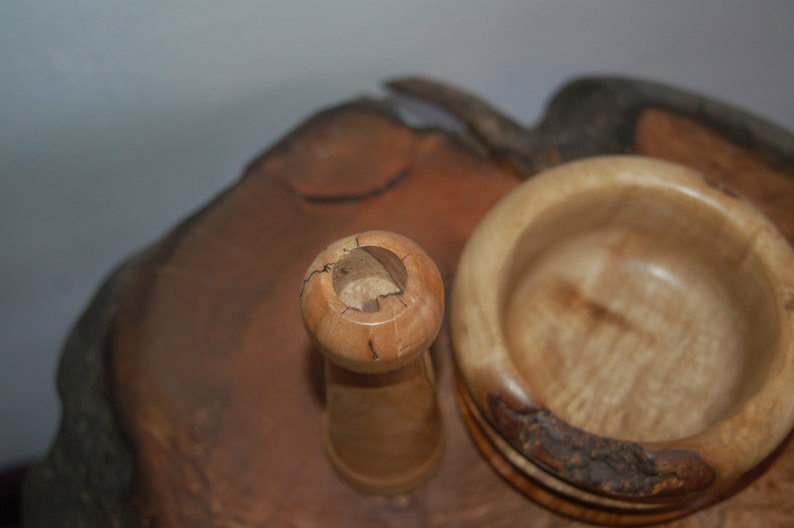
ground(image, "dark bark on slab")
xmin=23 ymin=259 xmax=140 ymax=528
xmin=487 ymin=395 xmax=716 ymax=500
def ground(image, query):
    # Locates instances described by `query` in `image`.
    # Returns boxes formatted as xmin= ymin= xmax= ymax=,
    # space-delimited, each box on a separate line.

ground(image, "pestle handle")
xmin=300 ymin=231 xmax=445 ymax=494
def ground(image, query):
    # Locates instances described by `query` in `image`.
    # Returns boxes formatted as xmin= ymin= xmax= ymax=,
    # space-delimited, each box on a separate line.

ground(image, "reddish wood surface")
xmin=26 ymin=78 xmax=794 ymax=528
xmin=110 ymin=98 xmax=794 ymax=527
xmin=635 ymin=107 xmax=794 ymax=240
xmin=111 ymin=100 xmax=521 ymax=526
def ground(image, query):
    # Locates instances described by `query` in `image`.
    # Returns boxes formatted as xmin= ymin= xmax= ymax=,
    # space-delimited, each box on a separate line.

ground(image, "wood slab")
xmin=24 ymin=78 xmax=794 ymax=527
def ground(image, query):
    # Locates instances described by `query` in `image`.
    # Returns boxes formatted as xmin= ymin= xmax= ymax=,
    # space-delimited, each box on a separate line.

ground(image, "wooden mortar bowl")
xmin=451 ymin=156 xmax=794 ymax=524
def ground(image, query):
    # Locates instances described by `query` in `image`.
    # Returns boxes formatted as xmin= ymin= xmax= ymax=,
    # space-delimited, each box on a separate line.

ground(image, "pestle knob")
xmin=300 ymin=231 xmax=445 ymax=494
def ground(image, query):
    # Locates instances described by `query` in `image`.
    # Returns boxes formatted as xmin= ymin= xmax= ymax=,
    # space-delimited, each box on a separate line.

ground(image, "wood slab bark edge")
xmin=23 ymin=77 xmax=794 ymax=528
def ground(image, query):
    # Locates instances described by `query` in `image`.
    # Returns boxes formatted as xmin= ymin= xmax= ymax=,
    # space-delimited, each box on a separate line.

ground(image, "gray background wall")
xmin=2 ymin=1 xmax=793 ymax=468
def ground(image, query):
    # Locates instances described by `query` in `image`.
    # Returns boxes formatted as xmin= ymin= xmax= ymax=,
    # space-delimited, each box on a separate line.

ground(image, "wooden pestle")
xmin=300 ymin=231 xmax=445 ymax=494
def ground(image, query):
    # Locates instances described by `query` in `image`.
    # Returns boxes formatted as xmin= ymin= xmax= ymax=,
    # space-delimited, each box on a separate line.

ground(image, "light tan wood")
xmin=451 ymin=156 xmax=794 ymax=523
xmin=300 ymin=231 xmax=445 ymax=494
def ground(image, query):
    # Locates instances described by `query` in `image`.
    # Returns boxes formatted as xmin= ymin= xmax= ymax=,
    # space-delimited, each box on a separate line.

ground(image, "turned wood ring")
xmin=301 ymin=231 xmax=444 ymax=374
xmin=451 ymin=156 xmax=794 ymax=524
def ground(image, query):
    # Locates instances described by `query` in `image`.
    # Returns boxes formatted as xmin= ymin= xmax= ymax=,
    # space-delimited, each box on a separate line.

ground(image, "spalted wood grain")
xmin=24 ymin=78 xmax=794 ymax=528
